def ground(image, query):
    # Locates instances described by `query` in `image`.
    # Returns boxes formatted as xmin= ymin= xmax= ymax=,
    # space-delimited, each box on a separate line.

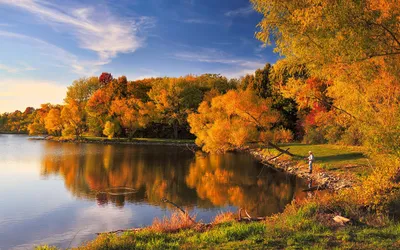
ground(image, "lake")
xmin=0 ymin=134 xmax=307 ymax=249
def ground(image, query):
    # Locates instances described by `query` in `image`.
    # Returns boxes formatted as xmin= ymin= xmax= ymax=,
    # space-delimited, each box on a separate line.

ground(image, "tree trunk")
xmin=173 ymin=121 xmax=178 ymax=139
xmin=267 ymin=141 xmax=296 ymax=157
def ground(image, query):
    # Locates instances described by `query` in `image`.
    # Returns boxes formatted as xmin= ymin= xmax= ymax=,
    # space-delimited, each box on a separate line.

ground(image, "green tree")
xmin=148 ymin=77 xmax=204 ymax=139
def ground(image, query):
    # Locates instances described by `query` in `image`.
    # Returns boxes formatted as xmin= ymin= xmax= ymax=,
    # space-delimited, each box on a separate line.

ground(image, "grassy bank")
xmin=37 ymin=203 xmax=400 ymax=250
xmin=261 ymin=143 xmax=371 ymax=180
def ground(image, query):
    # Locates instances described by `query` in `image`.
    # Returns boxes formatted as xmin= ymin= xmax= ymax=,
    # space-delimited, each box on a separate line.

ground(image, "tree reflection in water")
xmin=40 ymin=142 xmax=306 ymax=216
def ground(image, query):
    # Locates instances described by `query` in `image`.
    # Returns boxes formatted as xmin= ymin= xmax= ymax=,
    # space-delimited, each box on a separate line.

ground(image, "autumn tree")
xmin=28 ymin=104 xmax=52 ymax=135
xmin=252 ymin=0 xmax=400 ymax=154
xmin=99 ymin=72 xmax=113 ymax=86
xmin=127 ymin=78 xmax=155 ymax=102
xmin=109 ymin=98 xmax=156 ymax=139
xmin=61 ymin=100 xmax=85 ymax=139
xmin=44 ymin=107 xmax=63 ymax=136
xmin=86 ymin=88 xmax=111 ymax=136
xmin=65 ymin=77 xmax=100 ymax=104
xmin=61 ymin=77 xmax=100 ymax=138
xmin=148 ymin=77 xmax=204 ymax=139
xmin=103 ymin=120 xmax=121 ymax=139
xmin=188 ymin=89 xmax=280 ymax=153
xmin=240 ymin=63 xmax=273 ymax=98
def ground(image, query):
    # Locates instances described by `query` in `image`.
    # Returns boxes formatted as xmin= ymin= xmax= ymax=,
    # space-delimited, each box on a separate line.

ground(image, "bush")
xmin=274 ymin=128 xmax=294 ymax=143
xmin=303 ymin=126 xmax=326 ymax=144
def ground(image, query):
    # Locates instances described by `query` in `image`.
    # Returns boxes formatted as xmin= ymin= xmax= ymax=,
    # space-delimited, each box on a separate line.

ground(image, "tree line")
xmin=0 ymin=57 xmax=385 ymax=153
xmin=0 ymin=64 xmax=307 ymax=149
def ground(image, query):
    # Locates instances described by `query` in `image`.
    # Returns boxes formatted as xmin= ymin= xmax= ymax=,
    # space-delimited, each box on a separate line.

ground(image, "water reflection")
xmin=41 ymin=142 xmax=199 ymax=208
xmin=186 ymin=152 xmax=306 ymax=216
xmin=40 ymin=141 xmax=306 ymax=217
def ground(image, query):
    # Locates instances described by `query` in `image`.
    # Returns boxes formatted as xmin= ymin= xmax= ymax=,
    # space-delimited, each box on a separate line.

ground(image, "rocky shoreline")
xmin=250 ymin=149 xmax=357 ymax=191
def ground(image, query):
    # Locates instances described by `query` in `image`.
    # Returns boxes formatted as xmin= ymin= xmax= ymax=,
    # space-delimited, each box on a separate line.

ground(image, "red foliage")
xmin=99 ymin=72 xmax=113 ymax=86
xmin=305 ymin=103 xmax=326 ymax=126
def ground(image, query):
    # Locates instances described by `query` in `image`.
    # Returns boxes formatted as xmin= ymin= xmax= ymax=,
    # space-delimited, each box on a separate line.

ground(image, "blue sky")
xmin=0 ymin=0 xmax=278 ymax=112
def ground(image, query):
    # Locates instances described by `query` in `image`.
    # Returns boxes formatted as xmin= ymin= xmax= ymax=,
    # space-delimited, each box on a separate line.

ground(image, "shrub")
xmin=150 ymin=211 xmax=197 ymax=233
xmin=274 ymin=128 xmax=294 ymax=143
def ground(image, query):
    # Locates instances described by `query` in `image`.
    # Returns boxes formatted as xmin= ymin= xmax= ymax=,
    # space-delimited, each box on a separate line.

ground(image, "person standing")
xmin=307 ymin=151 xmax=314 ymax=174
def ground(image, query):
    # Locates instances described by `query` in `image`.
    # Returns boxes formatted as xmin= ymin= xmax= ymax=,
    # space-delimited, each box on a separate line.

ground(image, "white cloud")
xmin=0 ymin=79 xmax=66 ymax=112
xmin=173 ymin=48 xmax=265 ymax=78
xmin=0 ymin=0 xmax=153 ymax=65
xmin=225 ymin=5 xmax=254 ymax=17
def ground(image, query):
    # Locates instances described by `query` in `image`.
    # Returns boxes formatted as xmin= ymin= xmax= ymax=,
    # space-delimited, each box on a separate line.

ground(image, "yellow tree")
xmin=44 ymin=107 xmax=63 ymax=136
xmin=109 ymin=98 xmax=156 ymax=139
xmin=86 ymin=88 xmax=111 ymax=136
xmin=61 ymin=100 xmax=85 ymax=139
xmin=252 ymin=0 xmax=400 ymax=155
xmin=188 ymin=89 xmax=280 ymax=153
xmin=28 ymin=103 xmax=52 ymax=135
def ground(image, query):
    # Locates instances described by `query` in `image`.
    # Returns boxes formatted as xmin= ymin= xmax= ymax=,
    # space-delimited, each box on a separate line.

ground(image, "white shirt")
xmin=308 ymin=154 xmax=314 ymax=162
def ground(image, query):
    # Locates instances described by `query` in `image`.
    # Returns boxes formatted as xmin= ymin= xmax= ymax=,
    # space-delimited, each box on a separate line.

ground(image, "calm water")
xmin=0 ymin=134 xmax=307 ymax=249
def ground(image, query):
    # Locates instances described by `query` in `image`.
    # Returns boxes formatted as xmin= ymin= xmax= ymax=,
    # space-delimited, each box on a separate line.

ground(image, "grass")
xmin=36 ymin=203 xmax=400 ymax=250
xmin=262 ymin=143 xmax=371 ymax=178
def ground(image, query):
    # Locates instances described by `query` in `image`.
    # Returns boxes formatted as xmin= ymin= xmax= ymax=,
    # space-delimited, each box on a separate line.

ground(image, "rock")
xmin=333 ymin=215 xmax=351 ymax=225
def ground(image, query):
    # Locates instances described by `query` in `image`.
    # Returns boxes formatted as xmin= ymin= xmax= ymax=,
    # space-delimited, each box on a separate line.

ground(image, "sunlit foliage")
xmin=188 ymin=89 xmax=279 ymax=153
xmin=251 ymin=0 xmax=400 ymax=155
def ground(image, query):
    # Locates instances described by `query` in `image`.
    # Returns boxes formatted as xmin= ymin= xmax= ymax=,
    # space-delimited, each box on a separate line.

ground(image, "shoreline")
xmin=249 ymin=149 xmax=356 ymax=191
xmin=29 ymin=136 xmax=198 ymax=147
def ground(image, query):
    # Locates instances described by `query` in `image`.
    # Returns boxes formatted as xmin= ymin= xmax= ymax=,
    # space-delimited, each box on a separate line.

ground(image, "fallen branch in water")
xmin=96 ymin=209 xmax=265 ymax=235
xmin=161 ymin=198 xmax=197 ymax=224
xmin=237 ymin=208 xmax=266 ymax=222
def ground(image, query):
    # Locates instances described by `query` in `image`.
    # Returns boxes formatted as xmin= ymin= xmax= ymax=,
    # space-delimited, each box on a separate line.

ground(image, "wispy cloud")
xmin=183 ymin=18 xmax=216 ymax=25
xmin=0 ymin=64 xmax=19 ymax=73
xmin=225 ymin=5 xmax=254 ymax=17
xmin=173 ymin=48 xmax=265 ymax=78
xmin=0 ymin=0 xmax=154 ymax=65
xmin=0 ymin=30 xmax=96 ymax=75
xmin=0 ymin=62 xmax=36 ymax=73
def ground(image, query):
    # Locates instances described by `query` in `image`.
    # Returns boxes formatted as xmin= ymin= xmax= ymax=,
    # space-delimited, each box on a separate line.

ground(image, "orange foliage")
xmin=188 ymin=89 xmax=279 ymax=153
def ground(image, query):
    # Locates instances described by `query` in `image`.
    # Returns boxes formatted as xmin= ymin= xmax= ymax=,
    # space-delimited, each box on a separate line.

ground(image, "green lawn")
xmin=262 ymin=143 xmax=371 ymax=178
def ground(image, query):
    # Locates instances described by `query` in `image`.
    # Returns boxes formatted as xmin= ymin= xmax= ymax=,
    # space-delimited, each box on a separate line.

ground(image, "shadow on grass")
xmin=316 ymin=153 xmax=365 ymax=163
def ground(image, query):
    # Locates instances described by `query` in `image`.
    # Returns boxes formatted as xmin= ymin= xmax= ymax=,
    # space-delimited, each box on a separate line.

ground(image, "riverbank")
xmin=30 ymin=135 xmax=198 ymax=147
xmin=38 ymin=202 xmax=400 ymax=250
xmin=250 ymin=144 xmax=370 ymax=191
